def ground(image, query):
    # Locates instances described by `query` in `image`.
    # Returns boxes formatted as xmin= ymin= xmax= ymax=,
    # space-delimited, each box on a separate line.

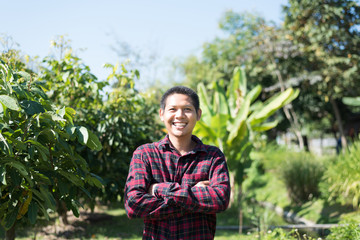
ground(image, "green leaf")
xmin=233 ymin=66 xmax=247 ymax=96
xmin=3 ymin=160 xmax=34 ymax=187
xmin=246 ymin=85 xmax=262 ymax=104
xmin=38 ymin=128 xmax=57 ymax=145
xmin=70 ymin=200 xmax=81 ymax=218
xmin=46 ymin=111 xmax=66 ymax=122
xmin=252 ymin=120 xmax=279 ymax=132
xmin=86 ymin=130 xmax=102 ymax=151
xmin=39 ymin=186 xmax=56 ymax=210
xmin=58 ymin=170 xmax=84 ymax=187
xmin=20 ymin=100 xmax=45 ymax=116
xmin=227 ymin=98 xmax=250 ymax=144
xmin=15 ymin=71 xmax=31 ymax=82
xmin=0 ymin=132 xmax=13 ymax=156
xmin=79 ymin=187 xmax=92 ymax=199
xmin=3 ymin=206 xmax=19 ymax=230
xmin=26 ymin=140 xmax=49 ymax=160
xmin=0 ymin=95 xmax=21 ymax=111
xmin=197 ymin=83 xmax=213 ymax=123
xmin=11 ymin=138 xmax=27 ymax=151
xmin=249 ymin=88 xmax=294 ymax=125
xmin=193 ymin=120 xmax=218 ymax=146
xmin=30 ymin=86 xmax=48 ymax=99
xmin=213 ymin=82 xmax=229 ymax=115
xmin=27 ymin=201 xmax=38 ymax=224
xmin=282 ymin=88 xmax=299 ymax=106
xmin=57 ymin=178 xmax=69 ymax=196
xmin=88 ymin=173 xmax=105 ymax=188
xmin=343 ymin=96 xmax=360 ymax=107
xmin=3 ymin=160 xmax=28 ymax=176
xmin=77 ymin=126 xmax=89 ymax=145
xmin=0 ymin=166 xmax=6 ymax=185
xmin=12 ymin=84 xmax=29 ymax=99
xmin=210 ymin=114 xmax=229 ymax=142
xmin=57 ymin=107 xmax=66 ymax=118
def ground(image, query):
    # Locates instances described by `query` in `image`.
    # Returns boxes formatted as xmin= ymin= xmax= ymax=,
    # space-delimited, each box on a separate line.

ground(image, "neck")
xmin=169 ymin=135 xmax=195 ymax=155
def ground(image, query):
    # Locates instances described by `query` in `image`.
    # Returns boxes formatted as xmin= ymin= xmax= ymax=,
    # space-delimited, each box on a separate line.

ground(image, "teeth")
xmin=173 ymin=123 xmax=186 ymax=127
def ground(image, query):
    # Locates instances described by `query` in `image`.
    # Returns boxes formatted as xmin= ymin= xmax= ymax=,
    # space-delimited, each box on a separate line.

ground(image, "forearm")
xmin=125 ymin=187 xmax=183 ymax=219
xmin=154 ymin=180 xmax=230 ymax=214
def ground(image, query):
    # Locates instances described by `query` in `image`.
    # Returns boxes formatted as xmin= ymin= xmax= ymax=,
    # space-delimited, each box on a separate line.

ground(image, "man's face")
xmin=159 ymin=93 xmax=201 ymax=140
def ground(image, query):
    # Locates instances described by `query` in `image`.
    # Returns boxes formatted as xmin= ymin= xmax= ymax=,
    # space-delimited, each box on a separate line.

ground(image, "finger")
xmin=201 ymin=180 xmax=210 ymax=186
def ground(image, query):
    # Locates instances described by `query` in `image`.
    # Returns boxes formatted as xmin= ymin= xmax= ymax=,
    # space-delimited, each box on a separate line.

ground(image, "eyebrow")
xmin=167 ymin=104 xmax=194 ymax=108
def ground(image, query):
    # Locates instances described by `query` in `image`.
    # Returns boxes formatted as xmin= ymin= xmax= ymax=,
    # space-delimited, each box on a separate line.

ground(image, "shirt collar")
xmin=158 ymin=135 xmax=208 ymax=153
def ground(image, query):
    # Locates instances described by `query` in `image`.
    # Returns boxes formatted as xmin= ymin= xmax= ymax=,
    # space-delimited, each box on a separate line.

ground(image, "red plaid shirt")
xmin=124 ymin=135 xmax=230 ymax=240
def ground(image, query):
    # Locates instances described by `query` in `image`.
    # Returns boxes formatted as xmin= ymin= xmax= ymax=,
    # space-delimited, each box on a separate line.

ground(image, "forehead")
xmin=164 ymin=93 xmax=194 ymax=107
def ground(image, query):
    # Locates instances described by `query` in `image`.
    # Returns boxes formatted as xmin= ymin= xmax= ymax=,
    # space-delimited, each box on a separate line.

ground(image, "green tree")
xmin=0 ymin=56 xmax=102 ymax=240
xmin=193 ymin=67 xmax=298 ymax=233
xmin=39 ymin=37 xmax=162 ymax=208
xmin=180 ymin=12 xmax=310 ymax=148
xmin=283 ymin=0 xmax=360 ymax=150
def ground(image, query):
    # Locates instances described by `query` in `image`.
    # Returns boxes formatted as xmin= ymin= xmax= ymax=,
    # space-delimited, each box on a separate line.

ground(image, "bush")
xmin=326 ymin=220 xmax=360 ymax=240
xmin=280 ymin=152 xmax=324 ymax=204
xmin=323 ymin=140 xmax=360 ymax=209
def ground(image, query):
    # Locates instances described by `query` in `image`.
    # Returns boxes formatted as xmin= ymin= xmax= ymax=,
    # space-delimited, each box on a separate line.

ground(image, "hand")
xmin=195 ymin=180 xmax=210 ymax=188
xmin=148 ymin=183 xmax=159 ymax=196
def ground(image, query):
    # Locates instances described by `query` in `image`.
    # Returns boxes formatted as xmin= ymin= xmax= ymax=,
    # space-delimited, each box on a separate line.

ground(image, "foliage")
xmin=0 ymin=56 xmax=102 ymax=234
xmin=193 ymin=65 xmax=298 ymax=233
xmin=194 ymin=67 xmax=298 ymax=185
xmin=323 ymin=139 xmax=360 ymax=209
xmin=284 ymin=0 xmax=360 ymax=100
xmin=94 ymin=62 xmax=162 ymax=202
xmin=283 ymin=0 xmax=360 ymax=148
xmin=343 ymin=96 xmax=360 ymax=107
xmin=280 ymin=151 xmax=325 ymax=204
xmin=326 ymin=220 xmax=360 ymax=240
xmin=38 ymin=39 xmax=162 ymax=205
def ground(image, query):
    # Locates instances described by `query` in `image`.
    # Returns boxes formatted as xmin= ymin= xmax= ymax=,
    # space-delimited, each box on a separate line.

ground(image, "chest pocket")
xmin=181 ymin=173 xmax=209 ymax=186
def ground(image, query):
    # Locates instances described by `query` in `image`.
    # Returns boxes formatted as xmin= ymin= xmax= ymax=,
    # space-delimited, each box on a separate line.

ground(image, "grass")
xmin=0 ymin=204 xmax=249 ymax=240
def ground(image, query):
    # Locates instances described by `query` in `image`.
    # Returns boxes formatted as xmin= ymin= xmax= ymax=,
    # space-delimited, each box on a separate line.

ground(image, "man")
xmin=124 ymin=86 xmax=231 ymax=239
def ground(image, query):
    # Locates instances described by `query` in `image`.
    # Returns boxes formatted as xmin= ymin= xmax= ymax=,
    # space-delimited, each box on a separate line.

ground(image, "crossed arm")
xmin=124 ymin=150 xmax=231 ymax=220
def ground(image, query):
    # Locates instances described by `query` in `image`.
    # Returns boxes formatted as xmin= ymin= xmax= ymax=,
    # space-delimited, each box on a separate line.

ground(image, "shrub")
xmin=326 ymin=220 xmax=360 ymax=240
xmin=280 ymin=152 xmax=324 ymax=204
xmin=323 ymin=140 xmax=360 ymax=209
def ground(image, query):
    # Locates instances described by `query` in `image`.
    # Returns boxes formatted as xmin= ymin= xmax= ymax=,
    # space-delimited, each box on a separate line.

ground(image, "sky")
xmin=1 ymin=0 xmax=288 ymax=90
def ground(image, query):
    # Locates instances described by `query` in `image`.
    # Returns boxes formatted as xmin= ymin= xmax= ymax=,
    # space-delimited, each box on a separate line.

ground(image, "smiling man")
xmin=124 ymin=86 xmax=231 ymax=240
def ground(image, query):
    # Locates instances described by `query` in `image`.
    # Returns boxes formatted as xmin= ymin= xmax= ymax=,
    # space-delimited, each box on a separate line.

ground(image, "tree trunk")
xmin=229 ymin=172 xmax=235 ymax=207
xmin=57 ymin=199 xmax=69 ymax=225
xmin=238 ymin=185 xmax=243 ymax=234
xmin=272 ymin=60 xmax=304 ymax=150
xmin=5 ymin=224 xmax=16 ymax=240
xmin=330 ymin=97 xmax=348 ymax=152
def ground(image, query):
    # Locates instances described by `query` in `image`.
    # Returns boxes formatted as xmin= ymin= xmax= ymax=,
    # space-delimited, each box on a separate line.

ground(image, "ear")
xmin=159 ymin=108 xmax=164 ymax=122
xmin=196 ymin=108 xmax=202 ymax=121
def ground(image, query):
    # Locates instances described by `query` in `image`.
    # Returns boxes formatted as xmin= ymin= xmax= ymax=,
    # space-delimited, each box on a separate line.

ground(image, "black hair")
xmin=160 ymin=86 xmax=200 ymax=112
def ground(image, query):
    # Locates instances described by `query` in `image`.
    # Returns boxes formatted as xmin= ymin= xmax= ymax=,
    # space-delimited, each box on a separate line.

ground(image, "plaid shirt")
xmin=124 ymin=135 xmax=230 ymax=240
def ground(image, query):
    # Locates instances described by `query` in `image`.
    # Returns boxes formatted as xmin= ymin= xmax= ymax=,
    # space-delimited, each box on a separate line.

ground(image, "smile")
xmin=173 ymin=122 xmax=187 ymax=127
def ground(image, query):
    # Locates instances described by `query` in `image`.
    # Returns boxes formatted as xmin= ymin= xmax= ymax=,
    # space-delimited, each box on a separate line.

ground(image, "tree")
xmin=283 ymin=0 xmax=360 ymax=150
xmin=0 ymin=56 xmax=102 ymax=240
xmin=193 ymin=67 xmax=298 ymax=233
xmin=39 ymin=36 xmax=162 ymax=207
xmin=180 ymin=11 xmax=309 ymax=148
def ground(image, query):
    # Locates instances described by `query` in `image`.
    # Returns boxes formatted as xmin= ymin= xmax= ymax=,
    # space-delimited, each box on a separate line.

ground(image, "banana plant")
xmin=194 ymin=67 xmax=299 ymax=184
xmin=194 ymin=67 xmax=298 ymax=233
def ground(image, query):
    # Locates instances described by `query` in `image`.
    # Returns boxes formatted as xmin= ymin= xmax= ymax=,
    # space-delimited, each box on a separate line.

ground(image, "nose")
xmin=175 ymin=109 xmax=185 ymax=118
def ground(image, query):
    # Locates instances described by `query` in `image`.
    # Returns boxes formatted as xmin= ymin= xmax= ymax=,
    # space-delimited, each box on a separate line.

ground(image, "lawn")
xmin=1 ymin=203 xmax=246 ymax=240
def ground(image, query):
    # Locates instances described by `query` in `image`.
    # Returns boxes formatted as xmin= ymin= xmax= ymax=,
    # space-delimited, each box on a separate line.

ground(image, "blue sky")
xmin=1 ymin=0 xmax=288 ymax=90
